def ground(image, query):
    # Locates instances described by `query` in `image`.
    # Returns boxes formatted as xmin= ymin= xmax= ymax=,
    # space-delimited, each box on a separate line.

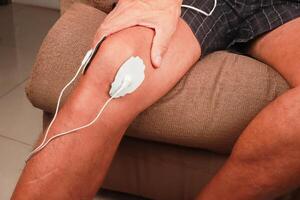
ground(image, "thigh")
xmin=248 ymin=17 xmax=300 ymax=88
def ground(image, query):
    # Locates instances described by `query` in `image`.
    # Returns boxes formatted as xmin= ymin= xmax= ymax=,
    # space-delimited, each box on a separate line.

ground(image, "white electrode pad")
xmin=109 ymin=56 xmax=145 ymax=98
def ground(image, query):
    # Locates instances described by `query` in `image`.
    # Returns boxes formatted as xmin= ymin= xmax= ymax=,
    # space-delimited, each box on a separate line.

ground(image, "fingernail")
xmin=155 ymin=55 xmax=162 ymax=67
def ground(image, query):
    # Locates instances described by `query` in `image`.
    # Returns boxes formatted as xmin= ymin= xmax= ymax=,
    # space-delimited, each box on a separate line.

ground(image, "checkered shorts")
xmin=181 ymin=0 xmax=300 ymax=57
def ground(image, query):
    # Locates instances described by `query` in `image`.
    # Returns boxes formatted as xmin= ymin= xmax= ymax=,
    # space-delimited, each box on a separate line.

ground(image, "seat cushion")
xmin=26 ymin=3 xmax=290 ymax=154
xmin=127 ymin=52 xmax=290 ymax=154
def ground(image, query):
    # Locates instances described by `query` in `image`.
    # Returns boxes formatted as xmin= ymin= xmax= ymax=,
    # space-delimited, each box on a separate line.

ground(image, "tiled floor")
xmin=0 ymin=3 xmax=142 ymax=200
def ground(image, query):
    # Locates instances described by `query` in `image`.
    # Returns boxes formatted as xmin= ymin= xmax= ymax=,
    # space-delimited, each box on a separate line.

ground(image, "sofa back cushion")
xmin=60 ymin=0 xmax=117 ymax=13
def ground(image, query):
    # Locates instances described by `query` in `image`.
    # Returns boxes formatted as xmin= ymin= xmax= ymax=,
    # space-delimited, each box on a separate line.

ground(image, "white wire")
xmin=26 ymin=2 xmax=218 ymax=161
xmin=181 ymin=0 xmax=217 ymax=16
xmin=26 ymin=59 xmax=86 ymax=160
xmin=26 ymin=37 xmax=108 ymax=162
xmin=26 ymin=83 xmax=126 ymax=161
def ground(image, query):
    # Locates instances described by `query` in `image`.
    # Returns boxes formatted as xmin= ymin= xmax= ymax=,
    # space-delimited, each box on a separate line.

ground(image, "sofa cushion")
xmin=26 ymin=3 xmax=290 ymax=154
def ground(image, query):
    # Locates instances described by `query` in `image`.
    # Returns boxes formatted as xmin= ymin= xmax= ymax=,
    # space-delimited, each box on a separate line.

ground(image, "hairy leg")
xmin=12 ymin=19 xmax=200 ymax=199
xmin=197 ymin=18 xmax=300 ymax=200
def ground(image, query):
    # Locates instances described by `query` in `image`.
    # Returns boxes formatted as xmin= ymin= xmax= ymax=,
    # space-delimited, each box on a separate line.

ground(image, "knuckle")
xmin=161 ymin=45 xmax=168 ymax=51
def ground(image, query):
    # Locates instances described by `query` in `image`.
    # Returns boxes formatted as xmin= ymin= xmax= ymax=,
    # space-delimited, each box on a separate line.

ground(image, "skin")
xmin=12 ymin=0 xmax=300 ymax=199
xmin=11 ymin=19 xmax=201 ymax=199
xmin=95 ymin=0 xmax=183 ymax=67
xmin=196 ymin=17 xmax=300 ymax=200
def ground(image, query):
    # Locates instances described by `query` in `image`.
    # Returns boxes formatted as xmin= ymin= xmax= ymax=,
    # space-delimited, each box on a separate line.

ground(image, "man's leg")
xmin=12 ymin=19 xmax=201 ymax=199
xmin=197 ymin=18 xmax=300 ymax=200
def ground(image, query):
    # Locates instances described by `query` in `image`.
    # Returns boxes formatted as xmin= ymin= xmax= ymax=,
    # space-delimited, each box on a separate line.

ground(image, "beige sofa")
xmin=25 ymin=1 xmax=300 ymax=199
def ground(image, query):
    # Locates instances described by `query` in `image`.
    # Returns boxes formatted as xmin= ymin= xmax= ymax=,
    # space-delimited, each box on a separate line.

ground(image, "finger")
xmin=150 ymin=27 xmax=174 ymax=67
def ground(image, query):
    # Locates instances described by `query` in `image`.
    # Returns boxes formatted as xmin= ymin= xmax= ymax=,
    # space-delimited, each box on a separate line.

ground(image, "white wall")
xmin=12 ymin=0 xmax=60 ymax=9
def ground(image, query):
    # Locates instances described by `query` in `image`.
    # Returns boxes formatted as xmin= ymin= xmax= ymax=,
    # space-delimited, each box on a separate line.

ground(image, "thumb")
xmin=151 ymin=28 xmax=172 ymax=68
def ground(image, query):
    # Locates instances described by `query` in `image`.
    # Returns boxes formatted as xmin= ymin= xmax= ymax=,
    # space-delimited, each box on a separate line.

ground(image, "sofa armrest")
xmin=25 ymin=3 xmax=106 ymax=113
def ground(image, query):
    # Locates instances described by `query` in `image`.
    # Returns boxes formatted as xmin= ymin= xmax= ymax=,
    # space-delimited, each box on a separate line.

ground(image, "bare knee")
xmin=85 ymin=26 xmax=154 ymax=84
xmin=81 ymin=25 xmax=177 ymax=112
xmin=63 ymin=25 xmax=166 ymax=125
xmin=81 ymin=27 xmax=157 ymax=113
xmin=71 ymin=21 xmax=199 ymax=117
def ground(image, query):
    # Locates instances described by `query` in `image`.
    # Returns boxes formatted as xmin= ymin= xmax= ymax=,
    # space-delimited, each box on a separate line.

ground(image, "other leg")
xmin=196 ymin=18 xmax=300 ymax=200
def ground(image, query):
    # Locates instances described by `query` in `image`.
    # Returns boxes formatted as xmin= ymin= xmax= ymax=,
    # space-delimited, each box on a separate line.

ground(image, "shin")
xmin=12 ymin=19 xmax=200 ymax=199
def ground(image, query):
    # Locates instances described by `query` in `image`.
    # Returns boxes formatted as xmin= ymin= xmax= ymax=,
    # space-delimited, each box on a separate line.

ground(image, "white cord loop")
xmin=181 ymin=0 xmax=217 ymax=16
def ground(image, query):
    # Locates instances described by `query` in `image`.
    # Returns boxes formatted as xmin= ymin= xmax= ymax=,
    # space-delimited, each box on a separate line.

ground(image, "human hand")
xmin=94 ymin=0 xmax=183 ymax=67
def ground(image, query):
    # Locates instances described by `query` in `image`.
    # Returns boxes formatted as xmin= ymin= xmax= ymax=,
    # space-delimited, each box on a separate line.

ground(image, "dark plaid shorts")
xmin=181 ymin=0 xmax=300 ymax=57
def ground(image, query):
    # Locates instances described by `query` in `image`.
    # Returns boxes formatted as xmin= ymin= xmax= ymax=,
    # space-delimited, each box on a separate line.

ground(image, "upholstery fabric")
xmin=43 ymin=113 xmax=300 ymax=200
xmin=26 ymin=3 xmax=290 ymax=154
xmin=60 ymin=0 xmax=91 ymax=14
xmin=28 ymin=2 xmax=300 ymax=199
xmin=26 ymin=3 xmax=106 ymax=115
xmin=60 ymin=0 xmax=116 ymax=13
